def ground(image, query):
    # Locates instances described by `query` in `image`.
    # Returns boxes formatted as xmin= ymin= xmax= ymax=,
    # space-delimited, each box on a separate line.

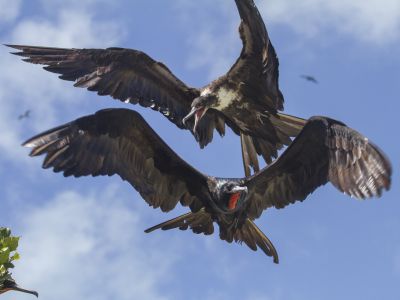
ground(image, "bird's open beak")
xmin=0 ymin=285 xmax=38 ymax=297
xmin=182 ymin=106 xmax=208 ymax=134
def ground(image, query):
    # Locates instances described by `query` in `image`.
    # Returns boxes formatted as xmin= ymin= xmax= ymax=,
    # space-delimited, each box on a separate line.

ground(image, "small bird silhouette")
xmin=300 ymin=74 xmax=318 ymax=84
xmin=18 ymin=110 xmax=31 ymax=120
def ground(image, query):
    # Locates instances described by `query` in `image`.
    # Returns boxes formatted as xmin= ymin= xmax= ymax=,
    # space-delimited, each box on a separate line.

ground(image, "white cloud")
xmin=2 ymin=186 xmax=179 ymax=300
xmin=11 ymin=9 xmax=121 ymax=47
xmin=259 ymin=0 xmax=400 ymax=44
xmin=185 ymin=28 xmax=239 ymax=80
xmin=172 ymin=0 xmax=240 ymax=80
xmin=0 ymin=0 xmax=21 ymax=23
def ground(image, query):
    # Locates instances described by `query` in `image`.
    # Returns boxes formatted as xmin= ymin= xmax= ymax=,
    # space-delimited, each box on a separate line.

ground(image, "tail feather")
xmin=234 ymin=219 xmax=279 ymax=264
xmin=240 ymin=133 xmax=260 ymax=177
xmin=275 ymin=112 xmax=306 ymax=136
xmin=144 ymin=209 xmax=214 ymax=235
xmin=240 ymin=113 xmax=306 ymax=176
xmin=144 ymin=212 xmax=193 ymax=233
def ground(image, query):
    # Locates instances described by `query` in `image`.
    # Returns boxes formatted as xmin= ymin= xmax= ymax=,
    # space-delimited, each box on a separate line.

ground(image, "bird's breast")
xmin=215 ymin=87 xmax=240 ymax=110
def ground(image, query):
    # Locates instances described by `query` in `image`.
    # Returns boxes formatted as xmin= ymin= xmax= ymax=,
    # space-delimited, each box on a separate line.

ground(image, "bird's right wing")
xmin=7 ymin=45 xmax=228 ymax=147
xmin=23 ymin=108 xmax=210 ymax=213
xmin=245 ymin=116 xmax=391 ymax=219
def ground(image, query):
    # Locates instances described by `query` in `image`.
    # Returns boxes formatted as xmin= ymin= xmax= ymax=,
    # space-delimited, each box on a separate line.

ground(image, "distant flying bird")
xmin=18 ymin=109 xmax=31 ymax=120
xmin=300 ymin=74 xmax=318 ymax=84
xmin=0 ymin=278 xmax=38 ymax=297
xmin=7 ymin=0 xmax=305 ymax=176
xmin=23 ymin=109 xmax=391 ymax=263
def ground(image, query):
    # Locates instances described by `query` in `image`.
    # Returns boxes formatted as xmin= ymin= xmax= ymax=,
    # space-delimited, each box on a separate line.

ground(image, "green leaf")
xmin=0 ymin=249 xmax=10 ymax=265
xmin=0 ymin=228 xmax=11 ymax=238
xmin=4 ymin=237 xmax=19 ymax=252
xmin=10 ymin=252 xmax=20 ymax=262
xmin=0 ymin=227 xmax=20 ymax=284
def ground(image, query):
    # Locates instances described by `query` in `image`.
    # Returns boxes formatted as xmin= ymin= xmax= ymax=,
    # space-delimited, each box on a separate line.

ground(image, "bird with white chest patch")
xmin=7 ymin=0 xmax=306 ymax=176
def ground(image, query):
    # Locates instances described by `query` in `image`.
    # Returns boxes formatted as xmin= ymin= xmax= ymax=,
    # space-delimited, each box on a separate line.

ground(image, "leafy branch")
xmin=0 ymin=227 xmax=38 ymax=297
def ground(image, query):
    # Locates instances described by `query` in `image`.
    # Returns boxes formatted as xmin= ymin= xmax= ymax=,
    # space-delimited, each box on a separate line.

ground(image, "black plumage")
xmin=18 ymin=109 xmax=31 ymax=120
xmin=7 ymin=0 xmax=305 ymax=175
xmin=300 ymin=74 xmax=318 ymax=84
xmin=23 ymin=109 xmax=391 ymax=263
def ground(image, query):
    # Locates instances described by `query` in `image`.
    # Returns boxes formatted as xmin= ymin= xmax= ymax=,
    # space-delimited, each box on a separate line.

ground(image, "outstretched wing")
xmin=245 ymin=116 xmax=392 ymax=219
xmin=228 ymin=0 xmax=283 ymax=111
xmin=7 ymin=45 xmax=227 ymax=147
xmin=23 ymin=108 xmax=209 ymax=213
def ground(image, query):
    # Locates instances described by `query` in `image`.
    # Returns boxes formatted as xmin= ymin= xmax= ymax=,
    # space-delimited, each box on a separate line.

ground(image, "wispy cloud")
xmin=3 ymin=186 xmax=179 ymax=300
xmin=0 ymin=0 xmax=21 ymax=23
xmin=259 ymin=0 xmax=400 ymax=44
xmin=10 ymin=9 xmax=121 ymax=47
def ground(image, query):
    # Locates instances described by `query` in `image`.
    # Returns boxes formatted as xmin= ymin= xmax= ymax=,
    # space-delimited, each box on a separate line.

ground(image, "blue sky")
xmin=0 ymin=0 xmax=399 ymax=299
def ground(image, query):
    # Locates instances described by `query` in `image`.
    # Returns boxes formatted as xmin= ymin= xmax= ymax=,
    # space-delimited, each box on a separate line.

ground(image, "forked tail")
xmin=145 ymin=211 xmax=279 ymax=263
xmin=233 ymin=219 xmax=279 ymax=264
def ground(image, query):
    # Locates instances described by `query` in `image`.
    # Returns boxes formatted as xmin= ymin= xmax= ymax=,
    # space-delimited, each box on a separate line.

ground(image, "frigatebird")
xmin=22 ymin=108 xmax=391 ymax=263
xmin=18 ymin=109 xmax=31 ymax=120
xmin=300 ymin=74 xmax=318 ymax=84
xmin=7 ymin=0 xmax=305 ymax=176
xmin=0 ymin=278 xmax=38 ymax=297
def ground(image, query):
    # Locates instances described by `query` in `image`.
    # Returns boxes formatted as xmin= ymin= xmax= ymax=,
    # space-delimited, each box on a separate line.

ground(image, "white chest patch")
xmin=215 ymin=88 xmax=238 ymax=110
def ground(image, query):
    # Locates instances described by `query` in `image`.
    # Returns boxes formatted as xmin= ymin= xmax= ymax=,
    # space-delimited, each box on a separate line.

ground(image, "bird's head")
xmin=213 ymin=181 xmax=249 ymax=213
xmin=182 ymin=94 xmax=217 ymax=134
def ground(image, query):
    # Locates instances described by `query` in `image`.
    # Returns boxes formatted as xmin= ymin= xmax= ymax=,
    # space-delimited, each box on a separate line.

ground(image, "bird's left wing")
xmin=245 ymin=116 xmax=391 ymax=219
xmin=23 ymin=108 xmax=209 ymax=212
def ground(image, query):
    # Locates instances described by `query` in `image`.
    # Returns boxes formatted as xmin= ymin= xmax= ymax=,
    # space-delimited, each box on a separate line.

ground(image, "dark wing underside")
xmin=7 ymin=45 xmax=229 ymax=148
xmin=229 ymin=0 xmax=284 ymax=111
xmin=245 ymin=116 xmax=392 ymax=219
xmin=23 ymin=108 xmax=209 ymax=212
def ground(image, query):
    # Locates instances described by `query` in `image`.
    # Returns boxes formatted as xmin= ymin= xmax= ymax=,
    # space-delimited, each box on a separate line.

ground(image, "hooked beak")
xmin=182 ymin=106 xmax=208 ymax=134
xmin=231 ymin=186 xmax=248 ymax=193
xmin=0 ymin=284 xmax=38 ymax=297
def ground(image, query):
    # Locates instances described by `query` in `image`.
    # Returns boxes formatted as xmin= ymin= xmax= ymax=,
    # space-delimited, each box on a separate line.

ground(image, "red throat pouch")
xmin=228 ymin=192 xmax=241 ymax=210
